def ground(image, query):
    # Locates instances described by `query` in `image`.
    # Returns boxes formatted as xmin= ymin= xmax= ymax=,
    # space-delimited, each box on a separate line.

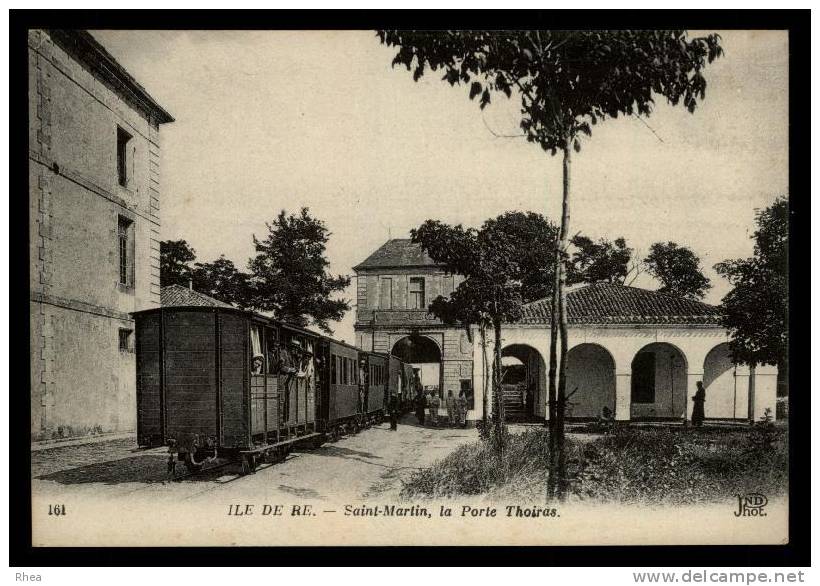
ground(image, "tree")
xmin=566 ymin=235 xmax=634 ymax=286
xmin=643 ymin=242 xmax=711 ymax=300
xmin=379 ymin=29 xmax=723 ymax=500
xmin=248 ymin=208 xmax=351 ymax=334
xmin=413 ymin=212 xmax=557 ymax=451
xmin=192 ymin=255 xmax=252 ymax=309
xmin=714 ymin=196 xmax=788 ymax=367
xmin=160 ymin=239 xmax=196 ymax=287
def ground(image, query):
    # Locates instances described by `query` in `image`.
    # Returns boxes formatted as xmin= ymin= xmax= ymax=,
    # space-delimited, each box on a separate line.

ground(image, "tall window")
xmin=409 ymin=277 xmax=425 ymax=310
xmin=118 ymin=215 xmax=134 ymax=287
xmin=379 ymin=277 xmax=393 ymax=309
xmin=117 ymin=126 xmax=132 ymax=187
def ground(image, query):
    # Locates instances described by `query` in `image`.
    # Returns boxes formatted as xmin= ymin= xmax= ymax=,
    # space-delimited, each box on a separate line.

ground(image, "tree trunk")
xmin=493 ymin=316 xmax=505 ymax=453
xmin=547 ymin=247 xmax=560 ymax=500
xmin=555 ymin=137 xmax=573 ymax=501
xmin=480 ymin=321 xmax=489 ymax=436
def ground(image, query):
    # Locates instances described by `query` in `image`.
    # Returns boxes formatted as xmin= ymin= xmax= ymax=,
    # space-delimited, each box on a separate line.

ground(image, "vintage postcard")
xmin=28 ymin=27 xmax=790 ymax=548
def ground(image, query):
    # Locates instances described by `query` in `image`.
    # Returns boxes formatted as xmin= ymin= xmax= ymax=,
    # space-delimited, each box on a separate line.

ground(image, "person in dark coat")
xmin=414 ymin=390 xmax=426 ymax=425
xmin=691 ymin=381 xmax=706 ymax=427
xmin=388 ymin=393 xmax=399 ymax=431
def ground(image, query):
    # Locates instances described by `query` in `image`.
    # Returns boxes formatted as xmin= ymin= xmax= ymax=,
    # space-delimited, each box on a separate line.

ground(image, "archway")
xmin=500 ymin=344 xmax=546 ymax=422
xmin=566 ymin=343 xmax=616 ymax=419
xmin=703 ymin=343 xmax=739 ymax=419
xmin=391 ymin=335 xmax=442 ymax=397
xmin=630 ymin=343 xmax=688 ymax=420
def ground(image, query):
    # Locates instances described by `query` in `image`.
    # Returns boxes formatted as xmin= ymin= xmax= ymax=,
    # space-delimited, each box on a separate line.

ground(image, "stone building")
xmin=353 ymin=239 xmax=476 ymax=416
xmin=29 ymin=30 xmax=174 ymax=441
xmin=473 ymin=283 xmax=778 ymax=423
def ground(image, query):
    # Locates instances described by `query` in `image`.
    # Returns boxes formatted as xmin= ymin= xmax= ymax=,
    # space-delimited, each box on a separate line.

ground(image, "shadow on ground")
xmin=34 ymin=453 xmax=244 ymax=485
xmin=308 ymin=445 xmax=382 ymax=461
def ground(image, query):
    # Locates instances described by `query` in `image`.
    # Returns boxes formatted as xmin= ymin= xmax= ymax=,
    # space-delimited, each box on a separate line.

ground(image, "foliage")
xmin=159 ymin=239 xmax=196 ymax=288
xmin=714 ymin=197 xmax=788 ymax=366
xmin=248 ymin=208 xmax=351 ymax=334
xmin=566 ymin=235 xmax=633 ymax=285
xmin=482 ymin=211 xmax=559 ymax=302
xmin=192 ymin=256 xmax=252 ymax=309
xmin=412 ymin=212 xmax=556 ymax=445
xmin=573 ymin=426 xmax=788 ymax=504
xmin=413 ymin=211 xmax=557 ymax=324
xmin=401 ymin=429 xmax=550 ymax=497
xmin=401 ymin=427 xmax=788 ymax=504
xmin=643 ymin=241 xmax=711 ymax=300
xmin=378 ymin=30 xmax=723 ymax=151
xmin=381 ymin=29 xmax=724 ymax=500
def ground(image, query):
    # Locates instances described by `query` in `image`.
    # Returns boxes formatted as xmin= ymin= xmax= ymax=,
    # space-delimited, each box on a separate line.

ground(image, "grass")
xmin=401 ymin=424 xmax=789 ymax=505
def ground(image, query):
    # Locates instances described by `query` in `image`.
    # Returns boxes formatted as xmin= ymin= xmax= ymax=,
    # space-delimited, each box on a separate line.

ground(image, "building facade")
xmin=29 ymin=30 xmax=173 ymax=441
xmin=353 ymin=239 xmax=476 ymax=417
xmin=472 ymin=283 xmax=778 ymax=423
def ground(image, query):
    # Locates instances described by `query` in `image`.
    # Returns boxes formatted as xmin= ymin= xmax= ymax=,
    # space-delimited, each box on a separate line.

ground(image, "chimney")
xmin=188 ymin=278 xmax=193 ymax=291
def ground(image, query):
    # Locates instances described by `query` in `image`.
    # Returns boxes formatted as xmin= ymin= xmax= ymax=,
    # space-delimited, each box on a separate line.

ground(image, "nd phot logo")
xmin=734 ymin=493 xmax=768 ymax=517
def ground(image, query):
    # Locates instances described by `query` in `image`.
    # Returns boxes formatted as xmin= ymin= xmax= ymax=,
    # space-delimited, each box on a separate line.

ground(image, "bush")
xmin=402 ymin=425 xmax=789 ymax=504
xmin=776 ymin=396 xmax=788 ymax=420
xmin=401 ymin=429 xmax=550 ymax=498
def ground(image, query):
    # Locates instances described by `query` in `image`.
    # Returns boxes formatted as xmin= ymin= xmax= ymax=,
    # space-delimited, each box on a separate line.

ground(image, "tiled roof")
xmin=520 ymin=283 xmax=722 ymax=326
xmin=353 ymin=239 xmax=441 ymax=271
xmin=160 ymin=285 xmax=234 ymax=308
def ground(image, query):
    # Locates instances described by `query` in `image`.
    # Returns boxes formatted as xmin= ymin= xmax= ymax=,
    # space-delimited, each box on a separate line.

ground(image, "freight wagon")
xmin=134 ymin=305 xmax=412 ymax=475
xmin=134 ymin=306 xmax=321 ymax=474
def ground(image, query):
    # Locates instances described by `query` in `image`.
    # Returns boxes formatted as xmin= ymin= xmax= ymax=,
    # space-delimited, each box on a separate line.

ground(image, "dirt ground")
xmin=31 ymin=414 xmax=477 ymax=504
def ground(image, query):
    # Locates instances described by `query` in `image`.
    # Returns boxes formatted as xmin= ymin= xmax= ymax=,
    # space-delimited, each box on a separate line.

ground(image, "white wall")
xmin=471 ymin=324 xmax=778 ymax=422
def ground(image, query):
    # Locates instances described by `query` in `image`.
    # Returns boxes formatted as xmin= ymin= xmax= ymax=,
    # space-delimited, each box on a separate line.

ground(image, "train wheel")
xmin=352 ymin=421 xmax=360 ymax=434
xmin=240 ymin=454 xmax=257 ymax=475
xmin=183 ymin=452 xmax=204 ymax=473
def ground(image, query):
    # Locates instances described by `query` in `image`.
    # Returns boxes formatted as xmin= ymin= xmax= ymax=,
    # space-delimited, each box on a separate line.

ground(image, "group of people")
xmin=413 ymin=389 xmax=469 ymax=428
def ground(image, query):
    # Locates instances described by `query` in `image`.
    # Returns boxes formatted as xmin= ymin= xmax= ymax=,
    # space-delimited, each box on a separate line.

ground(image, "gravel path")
xmin=31 ymin=415 xmax=477 ymax=504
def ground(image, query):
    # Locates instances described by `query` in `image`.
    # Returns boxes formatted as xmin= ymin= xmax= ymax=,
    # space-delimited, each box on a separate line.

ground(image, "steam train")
xmin=133 ymin=305 xmax=418 ymax=474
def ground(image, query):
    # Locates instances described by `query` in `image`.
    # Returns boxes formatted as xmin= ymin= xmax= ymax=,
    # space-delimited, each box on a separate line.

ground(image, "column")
xmin=734 ymin=364 xmax=751 ymax=420
xmin=752 ymin=364 xmax=778 ymax=421
xmin=615 ymin=372 xmax=631 ymax=421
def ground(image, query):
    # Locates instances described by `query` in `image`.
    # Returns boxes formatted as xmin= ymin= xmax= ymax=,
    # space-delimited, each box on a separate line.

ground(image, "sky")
xmin=90 ymin=29 xmax=789 ymax=344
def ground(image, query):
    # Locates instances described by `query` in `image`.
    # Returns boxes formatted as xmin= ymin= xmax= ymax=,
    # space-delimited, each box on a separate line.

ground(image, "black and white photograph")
xmin=20 ymin=17 xmax=803 ymax=556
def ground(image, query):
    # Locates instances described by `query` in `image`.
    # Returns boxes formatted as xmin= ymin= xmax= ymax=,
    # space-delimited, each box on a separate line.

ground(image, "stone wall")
xmin=29 ymin=30 xmax=164 ymax=440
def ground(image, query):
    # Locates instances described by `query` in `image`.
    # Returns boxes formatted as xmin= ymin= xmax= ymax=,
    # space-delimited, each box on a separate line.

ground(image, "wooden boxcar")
xmin=134 ymin=306 xmax=321 ymax=473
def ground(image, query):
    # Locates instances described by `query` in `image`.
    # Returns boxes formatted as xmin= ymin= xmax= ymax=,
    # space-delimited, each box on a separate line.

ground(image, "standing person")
xmin=388 ymin=393 xmax=399 ymax=431
xmin=691 ymin=381 xmax=706 ymax=427
xmin=445 ymin=390 xmax=456 ymax=427
xmin=457 ymin=389 xmax=468 ymax=428
xmin=414 ymin=390 xmax=426 ymax=425
xmin=429 ymin=392 xmax=440 ymax=427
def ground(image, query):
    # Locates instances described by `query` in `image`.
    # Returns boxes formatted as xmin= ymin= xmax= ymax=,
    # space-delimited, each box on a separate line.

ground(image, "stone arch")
xmin=500 ymin=344 xmax=547 ymax=421
xmin=391 ymin=334 xmax=442 ymax=393
xmin=566 ymin=343 xmax=616 ymax=419
xmin=631 ymin=342 xmax=688 ymax=420
xmin=703 ymin=342 xmax=739 ymax=419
